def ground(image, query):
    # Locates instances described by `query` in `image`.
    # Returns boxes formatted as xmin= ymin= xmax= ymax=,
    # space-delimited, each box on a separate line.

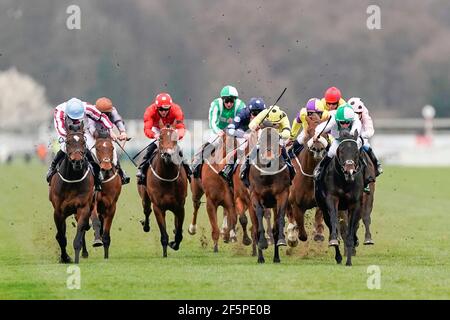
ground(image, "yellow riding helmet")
xmin=266 ymin=105 xmax=287 ymax=123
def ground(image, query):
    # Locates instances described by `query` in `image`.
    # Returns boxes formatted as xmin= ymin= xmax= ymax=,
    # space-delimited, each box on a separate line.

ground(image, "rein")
xmin=57 ymin=166 xmax=91 ymax=183
xmin=294 ymin=156 xmax=314 ymax=178
xmin=150 ymin=163 xmax=181 ymax=182
xmin=335 ymin=139 xmax=363 ymax=177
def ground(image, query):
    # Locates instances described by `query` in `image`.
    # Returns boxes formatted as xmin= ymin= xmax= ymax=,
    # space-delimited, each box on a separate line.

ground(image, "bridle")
xmin=335 ymin=138 xmax=362 ymax=177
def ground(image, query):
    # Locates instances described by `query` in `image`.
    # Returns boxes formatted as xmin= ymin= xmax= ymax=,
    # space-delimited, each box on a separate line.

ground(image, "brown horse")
xmin=90 ymin=130 xmax=122 ymax=259
xmin=188 ymin=134 xmax=237 ymax=252
xmin=248 ymin=127 xmax=290 ymax=263
xmin=49 ymin=122 xmax=95 ymax=263
xmin=138 ymin=122 xmax=188 ymax=257
xmin=287 ymin=115 xmax=328 ymax=247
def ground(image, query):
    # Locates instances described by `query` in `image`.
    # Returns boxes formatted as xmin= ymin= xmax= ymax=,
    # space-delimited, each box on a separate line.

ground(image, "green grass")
xmin=0 ymin=161 xmax=449 ymax=299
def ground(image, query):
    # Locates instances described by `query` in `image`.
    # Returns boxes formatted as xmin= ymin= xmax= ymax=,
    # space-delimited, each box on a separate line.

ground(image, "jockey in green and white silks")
xmin=312 ymin=104 xmax=362 ymax=181
xmin=191 ymin=85 xmax=246 ymax=178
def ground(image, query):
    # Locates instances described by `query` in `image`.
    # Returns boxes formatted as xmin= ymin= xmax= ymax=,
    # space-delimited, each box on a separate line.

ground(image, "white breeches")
xmin=296 ymin=130 xmax=306 ymax=144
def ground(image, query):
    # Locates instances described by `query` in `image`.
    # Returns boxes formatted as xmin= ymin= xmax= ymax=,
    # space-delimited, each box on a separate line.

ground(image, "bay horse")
xmin=287 ymin=115 xmax=328 ymax=247
xmin=248 ymin=127 xmax=290 ymax=263
xmin=49 ymin=122 xmax=95 ymax=263
xmin=188 ymin=134 xmax=238 ymax=252
xmin=315 ymin=130 xmax=364 ymax=266
xmin=138 ymin=121 xmax=188 ymax=257
xmin=90 ymin=129 xmax=122 ymax=259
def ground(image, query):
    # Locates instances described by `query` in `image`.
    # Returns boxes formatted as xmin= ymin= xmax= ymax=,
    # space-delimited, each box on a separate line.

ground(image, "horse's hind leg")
xmin=313 ymin=208 xmax=325 ymax=242
xmin=206 ymin=200 xmax=220 ymax=253
xmin=91 ymin=207 xmax=103 ymax=247
xmin=153 ymin=206 xmax=169 ymax=257
xmin=236 ymin=198 xmax=251 ymax=245
xmin=188 ymin=180 xmax=203 ymax=235
xmin=169 ymin=207 xmax=185 ymax=251
xmin=248 ymin=205 xmax=258 ymax=256
xmin=138 ymin=185 xmax=152 ymax=232
xmin=224 ymin=194 xmax=237 ymax=243
xmin=54 ymin=211 xmax=71 ymax=263
xmin=363 ymin=185 xmax=375 ymax=245
xmin=73 ymin=206 xmax=91 ymax=264
xmin=81 ymin=233 xmax=89 ymax=258
xmin=255 ymin=203 xmax=268 ymax=251
xmin=264 ymin=209 xmax=274 ymax=245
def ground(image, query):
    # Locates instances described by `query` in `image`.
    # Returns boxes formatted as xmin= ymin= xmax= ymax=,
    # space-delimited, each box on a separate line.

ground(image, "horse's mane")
xmin=339 ymin=129 xmax=356 ymax=140
xmin=97 ymin=129 xmax=110 ymax=139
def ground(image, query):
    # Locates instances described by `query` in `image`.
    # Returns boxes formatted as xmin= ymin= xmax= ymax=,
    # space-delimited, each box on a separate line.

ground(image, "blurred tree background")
xmin=1 ymin=0 xmax=450 ymax=124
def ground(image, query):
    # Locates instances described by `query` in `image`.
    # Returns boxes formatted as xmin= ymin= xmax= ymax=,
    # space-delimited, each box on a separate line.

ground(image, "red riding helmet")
xmin=324 ymin=87 xmax=342 ymax=103
xmin=155 ymin=93 xmax=173 ymax=109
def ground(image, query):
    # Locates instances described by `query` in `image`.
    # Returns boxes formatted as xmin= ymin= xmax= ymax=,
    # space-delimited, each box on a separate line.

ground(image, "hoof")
xmin=143 ymin=225 xmax=150 ymax=233
xmin=267 ymin=238 xmax=274 ymax=246
xmin=82 ymin=251 xmax=89 ymax=258
xmin=231 ymin=236 xmax=237 ymax=243
xmin=258 ymin=238 xmax=268 ymax=250
xmin=329 ymin=239 xmax=339 ymax=247
xmin=346 ymin=261 xmax=352 ymax=267
xmin=242 ymin=236 xmax=252 ymax=246
xmin=299 ymin=233 xmax=308 ymax=242
xmin=287 ymin=239 xmax=298 ymax=248
xmin=92 ymin=239 xmax=103 ymax=247
xmin=364 ymin=239 xmax=374 ymax=245
xmin=277 ymin=239 xmax=287 ymax=247
xmin=59 ymin=255 xmax=72 ymax=264
xmin=273 ymin=258 xmax=281 ymax=263
xmin=257 ymin=257 xmax=265 ymax=264
xmin=314 ymin=234 xmax=325 ymax=242
xmin=169 ymin=241 xmax=180 ymax=251
xmin=188 ymin=224 xmax=197 ymax=235
xmin=213 ymin=244 xmax=218 ymax=253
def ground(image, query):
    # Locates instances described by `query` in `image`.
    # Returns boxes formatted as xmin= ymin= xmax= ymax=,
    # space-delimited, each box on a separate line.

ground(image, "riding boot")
xmin=239 ymin=156 xmax=251 ymax=188
xmin=288 ymin=140 xmax=304 ymax=159
xmin=177 ymin=149 xmax=192 ymax=183
xmin=86 ymin=149 xmax=103 ymax=191
xmin=192 ymin=142 xmax=214 ymax=179
xmin=366 ymin=147 xmax=383 ymax=176
xmin=46 ymin=149 xmax=65 ymax=183
xmin=314 ymin=155 xmax=332 ymax=181
xmin=116 ymin=160 xmax=130 ymax=185
xmin=282 ymin=147 xmax=296 ymax=182
xmin=219 ymin=162 xmax=235 ymax=186
xmin=136 ymin=142 xmax=157 ymax=185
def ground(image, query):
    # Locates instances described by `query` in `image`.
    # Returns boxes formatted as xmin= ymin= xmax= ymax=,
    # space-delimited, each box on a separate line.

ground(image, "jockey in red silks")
xmin=136 ymin=92 xmax=192 ymax=184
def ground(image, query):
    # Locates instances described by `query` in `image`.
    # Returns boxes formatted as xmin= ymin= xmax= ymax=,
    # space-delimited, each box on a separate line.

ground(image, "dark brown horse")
xmin=188 ymin=134 xmax=237 ymax=252
xmin=49 ymin=122 xmax=95 ymax=263
xmin=248 ymin=127 xmax=290 ymax=263
xmin=90 ymin=130 xmax=122 ymax=259
xmin=138 ymin=122 xmax=188 ymax=257
xmin=287 ymin=115 xmax=328 ymax=247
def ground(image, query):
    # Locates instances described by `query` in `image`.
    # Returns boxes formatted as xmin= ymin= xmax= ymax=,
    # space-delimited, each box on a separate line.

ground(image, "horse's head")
xmin=94 ymin=129 xmax=114 ymax=171
xmin=306 ymin=116 xmax=328 ymax=160
xmin=258 ymin=127 xmax=281 ymax=164
xmin=336 ymin=130 xmax=361 ymax=182
xmin=158 ymin=120 xmax=178 ymax=164
xmin=65 ymin=127 xmax=86 ymax=171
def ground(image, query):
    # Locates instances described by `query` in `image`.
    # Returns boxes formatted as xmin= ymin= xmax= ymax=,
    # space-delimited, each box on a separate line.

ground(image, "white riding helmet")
xmin=348 ymin=97 xmax=366 ymax=114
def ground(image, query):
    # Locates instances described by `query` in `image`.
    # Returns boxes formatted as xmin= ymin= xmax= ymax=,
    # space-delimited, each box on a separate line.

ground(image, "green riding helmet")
xmin=335 ymin=104 xmax=355 ymax=128
xmin=220 ymin=85 xmax=239 ymax=98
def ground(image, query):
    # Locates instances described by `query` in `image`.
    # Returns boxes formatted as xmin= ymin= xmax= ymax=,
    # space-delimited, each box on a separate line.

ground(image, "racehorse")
xmin=49 ymin=122 xmax=95 ymax=264
xmin=90 ymin=129 xmax=122 ymax=259
xmin=138 ymin=121 xmax=188 ymax=257
xmin=248 ymin=127 xmax=290 ymax=263
xmin=188 ymin=134 xmax=238 ymax=252
xmin=315 ymin=130 xmax=364 ymax=266
xmin=287 ymin=115 xmax=328 ymax=247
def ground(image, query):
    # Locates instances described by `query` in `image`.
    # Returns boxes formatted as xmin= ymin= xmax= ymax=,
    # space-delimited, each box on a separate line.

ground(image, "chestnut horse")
xmin=49 ymin=122 xmax=95 ymax=263
xmin=286 ymin=115 xmax=328 ymax=247
xmin=188 ymin=134 xmax=237 ymax=252
xmin=90 ymin=130 xmax=122 ymax=259
xmin=138 ymin=122 xmax=188 ymax=257
xmin=248 ymin=127 xmax=290 ymax=263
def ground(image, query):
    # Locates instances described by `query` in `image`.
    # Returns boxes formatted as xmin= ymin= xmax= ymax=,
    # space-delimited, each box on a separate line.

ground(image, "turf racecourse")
xmin=0 ymin=162 xmax=449 ymax=299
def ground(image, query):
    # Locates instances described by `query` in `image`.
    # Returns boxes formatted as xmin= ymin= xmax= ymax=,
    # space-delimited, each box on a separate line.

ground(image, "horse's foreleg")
xmin=169 ymin=207 xmax=185 ymax=251
xmin=81 ymin=233 xmax=89 ymax=258
xmin=294 ymin=206 xmax=308 ymax=242
xmin=224 ymin=195 xmax=237 ymax=243
xmin=286 ymin=202 xmax=299 ymax=247
xmin=206 ymin=200 xmax=220 ymax=253
xmin=188 ymin=181 xmax=203 ymax=235
xmin=248 ymin=205 xmax=258 ymax=256
xmin=102 ymin=204 xmax=116 ymax=259
xmin=255 ymin=202 xmax=268 ymax=251
xmin=363 ymin=185 xmax=375 ymax=245
xmin=325 ymin=197 xmax=340 ymax=247
xmin=54 ymin=211 xmax=71 ymax=263
xmin=153 ymin=206 xmax=169 ymax=258
xmin=346 ymin=203 xmax=362 ymax=266
xmin=139 ymin=185 xmax=152 ymax=232
xmin=236 ymin=197 xmax=251 ymax=246
xmin=91 ymin=204 xmax=103 ymax=247
xmin=73 ymin=206 xmax=91 ymax=264
xmin=313 ymin=208 xmax=325 ymax=242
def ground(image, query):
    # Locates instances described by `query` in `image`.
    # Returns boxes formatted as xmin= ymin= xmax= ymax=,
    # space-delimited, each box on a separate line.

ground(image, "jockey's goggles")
xmin=223 ymin=96 xmax=236 ymax=104
xmin=158 ymin=106 xmax=171 ymax=111
xmin=326 ymin=101 xmax=339 ymax=106
xmin=339 ymin=120 xmax=352 ymax=125
xmin=307 ymin=111 xmax=322 ymax=116
xmin=250 ymin=110 xmax=261 ymax=116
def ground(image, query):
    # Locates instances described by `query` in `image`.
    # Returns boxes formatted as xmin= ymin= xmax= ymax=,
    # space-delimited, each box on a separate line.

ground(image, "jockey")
xmin=191 ymin=85 xmax=246 ymax=178
xmin=218 ymin=97 xmax=267 ymax=184
xmin=289 ymin=98 xmax=329 ymax=158
xmin=313 ymin=103 xmax=362 ymax=181
xmin=46 ymin=97 xmax=115 ymax=191
xmin=135 ymin=92 xmax=191 ymax=185
xmin=93 ymin=97 xmax=130 ymax=185
xmin=321 ymin=86 xmax=346 ymax=112
xmin=240 ymin=105 xmax=296 ymax=187
xmin=348 ymin=97 xmax=383 ymax=176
